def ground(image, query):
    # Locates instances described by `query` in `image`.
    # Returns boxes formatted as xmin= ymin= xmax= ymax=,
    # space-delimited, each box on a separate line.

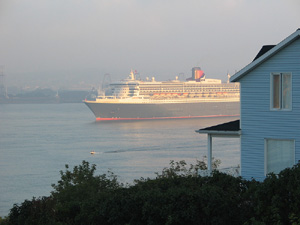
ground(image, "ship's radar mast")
xmin=227 ymin=73 xmax=231 ymax=83
xmin=129 ymin=70 xmax=135 ymax=80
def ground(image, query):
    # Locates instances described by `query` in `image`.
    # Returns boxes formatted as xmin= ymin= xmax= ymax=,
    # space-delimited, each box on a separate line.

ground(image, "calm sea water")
xmin=0 ymin=103 xmax=239 ymax=217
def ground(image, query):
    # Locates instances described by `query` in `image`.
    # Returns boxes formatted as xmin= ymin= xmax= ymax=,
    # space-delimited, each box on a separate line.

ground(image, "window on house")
xmin=265 ymin=139 xmax=295 ymax=175
xmin=271 ymin=73 xmax=292 ymax=110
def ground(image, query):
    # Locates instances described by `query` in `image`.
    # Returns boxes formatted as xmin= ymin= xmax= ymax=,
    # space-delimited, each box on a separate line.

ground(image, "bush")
xmin=247 ymin=163 xmax=300 ymax=224
xmin=5 ymin=160 xmax=300 ymax=225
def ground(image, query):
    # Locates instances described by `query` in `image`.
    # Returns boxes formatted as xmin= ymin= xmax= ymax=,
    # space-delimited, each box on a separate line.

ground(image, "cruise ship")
xmin=84 ymin=67 xmax=240 ymax=121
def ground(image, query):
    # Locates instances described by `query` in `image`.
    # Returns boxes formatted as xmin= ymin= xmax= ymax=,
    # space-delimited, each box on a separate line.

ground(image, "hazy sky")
xmin=0 ymin=0 xmax=300 ymax=88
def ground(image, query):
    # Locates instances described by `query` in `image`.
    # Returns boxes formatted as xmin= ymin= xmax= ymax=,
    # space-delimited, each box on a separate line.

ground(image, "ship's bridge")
xmin=110 ymin=81 xmax=140 ymax=98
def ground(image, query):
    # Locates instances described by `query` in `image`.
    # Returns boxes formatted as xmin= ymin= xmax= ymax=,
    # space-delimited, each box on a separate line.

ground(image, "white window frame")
xmin=270 ymin=73 xmax=292 ymax=111
xmin=264 ymin=138 xmax=295 ymax=175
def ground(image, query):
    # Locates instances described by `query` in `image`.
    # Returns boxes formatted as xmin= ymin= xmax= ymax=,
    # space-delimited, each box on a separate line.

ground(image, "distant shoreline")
xmin=0 ymin=89 xmax=90 ymax=104
xmin=0 ymin=98 xmax=84 ymax=104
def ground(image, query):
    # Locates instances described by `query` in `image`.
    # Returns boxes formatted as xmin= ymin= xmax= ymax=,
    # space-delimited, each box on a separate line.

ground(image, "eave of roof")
xmin=196 ymin=130 xmax=241 ymax=136
xmin=195 ymin=120 xmax=241 ymax=135
xmin=230 ymin=29 xmax=300 ymax=82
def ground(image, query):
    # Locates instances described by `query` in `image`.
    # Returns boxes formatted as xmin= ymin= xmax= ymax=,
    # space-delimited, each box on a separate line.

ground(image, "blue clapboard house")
xmin=197 ymin=28 xmax=300 ymax=180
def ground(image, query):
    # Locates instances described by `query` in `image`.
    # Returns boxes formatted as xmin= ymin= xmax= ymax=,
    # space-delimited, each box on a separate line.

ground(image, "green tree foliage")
xmin=0 ymin=216 xmax=9 ymax=225
xmin=154 ymin=157 xmax=221 ymax=179
xmin=3 ymin=160 xmax=300 ymax=225
xmin=128 ymin=171 xmax=254 ymax=225
xmin=50 ymin=161 xmax=122 ymax=224
xmin=246 ymin=163 xmax=300 ymax=225
xmin=3 ymin=197 xmax=55 ymax=225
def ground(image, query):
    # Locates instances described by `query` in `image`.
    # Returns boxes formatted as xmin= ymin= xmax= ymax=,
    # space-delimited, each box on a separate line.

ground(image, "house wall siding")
xmin=239 ymin=38 xmax=300 ymax=180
